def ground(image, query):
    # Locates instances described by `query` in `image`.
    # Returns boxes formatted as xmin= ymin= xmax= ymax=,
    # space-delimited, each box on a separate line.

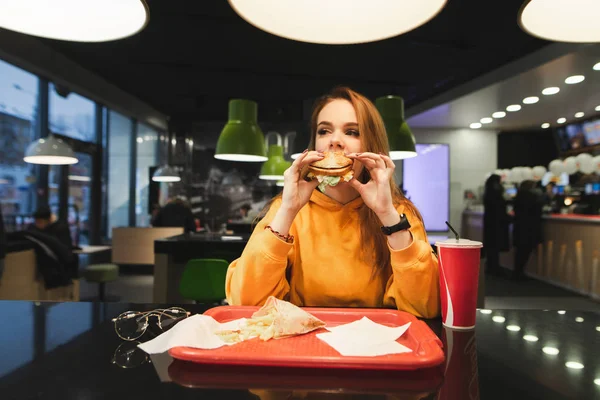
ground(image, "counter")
xmin=1 ymin=300 xmax=598 ymax=400
xmin=153 ymin=233 xmax=249 ymax=303
xmin=462 ymin=210 xmax=600 ymax=300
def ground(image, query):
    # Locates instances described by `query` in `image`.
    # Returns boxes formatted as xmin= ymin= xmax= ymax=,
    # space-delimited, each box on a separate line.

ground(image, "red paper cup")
xmin=435 ymin=238 xmax=483 ymax=330
xmin=438 ymin=327 xmax=480 ymax=400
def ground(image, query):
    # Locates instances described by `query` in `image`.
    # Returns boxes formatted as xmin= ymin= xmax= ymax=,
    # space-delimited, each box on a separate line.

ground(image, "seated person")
xmin=152 ymin=197 xmax=196 ymax=233
xmin=226 ymin=87 xmax=439 ymax=318
xmin=28 ymin=205 xmax=73 ymax=249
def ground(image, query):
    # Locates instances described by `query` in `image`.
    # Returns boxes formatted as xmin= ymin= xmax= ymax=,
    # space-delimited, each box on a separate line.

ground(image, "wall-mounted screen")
xmin=402 ymin=144 xmax=450 ymax=231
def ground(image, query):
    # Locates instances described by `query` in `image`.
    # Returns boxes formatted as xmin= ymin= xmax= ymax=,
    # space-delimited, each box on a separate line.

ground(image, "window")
xmin=403 ymin=144 xmax=450 ymax=231
xmin=136 ymin=124 xmax=161 ymax=226
xmin=49 ymin=83 xmax=95 ymax=142
xmin=0 ymin=59 xmax=39 ymax=231
xmin=107 ymin=110 xmax=132 ymax=236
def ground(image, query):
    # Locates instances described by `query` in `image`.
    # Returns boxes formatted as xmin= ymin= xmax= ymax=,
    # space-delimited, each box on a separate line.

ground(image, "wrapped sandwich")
xmin=216 ymin=296 xmax=326 ymax=343
xmin=307 ymin=151 xmax=354 ymax=192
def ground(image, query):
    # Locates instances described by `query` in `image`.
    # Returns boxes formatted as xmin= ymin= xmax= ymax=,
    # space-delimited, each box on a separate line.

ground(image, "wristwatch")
xmin=380 ymin=213 xmax=411 ymax=235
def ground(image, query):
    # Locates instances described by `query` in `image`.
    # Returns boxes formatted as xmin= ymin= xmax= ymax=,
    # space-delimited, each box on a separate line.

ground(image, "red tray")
xmin=168 ymin=306 xmax=445 ymax=371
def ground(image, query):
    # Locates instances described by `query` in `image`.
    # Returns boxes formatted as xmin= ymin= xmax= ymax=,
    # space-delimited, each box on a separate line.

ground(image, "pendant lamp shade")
xmin=152 ymin=165 xmax=181 ymax=182
xmin=0 ymin=0 xmax=149 ymax=43
xmin=375 ymin=96 xmax=417 ymax=160
xmin=24 ymin=135 xmax=78 ymax=165
xmin=228 ymin=0 xmax=447 ymax=45
xmin=518 ymin=0 xmax=600 ymax=43
xmin=259 ymin=145 xmax=291 ymax=180
xmin=215 ymin=99 xmax=267 ymax=162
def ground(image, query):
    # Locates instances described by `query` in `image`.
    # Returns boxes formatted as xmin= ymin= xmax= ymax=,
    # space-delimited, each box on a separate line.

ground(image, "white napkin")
xmin=137 ymin=314 xmax=246 ymax=354
xmin=316 ymin=317 xmax=412 ymax=357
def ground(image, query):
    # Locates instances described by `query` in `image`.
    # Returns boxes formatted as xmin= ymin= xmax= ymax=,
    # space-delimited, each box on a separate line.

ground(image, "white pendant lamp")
xmin=518 ymin=0 xmax=600 ymax=43
xmin=24 ymin=135 xmax=78 ymax=165
xmin=228 ymin=0 xmax=447 ymax=45
xmin=0 ymin=0 xmax=149 ymax=42
xmin=152 ymin=165 xmax=181 ymax=183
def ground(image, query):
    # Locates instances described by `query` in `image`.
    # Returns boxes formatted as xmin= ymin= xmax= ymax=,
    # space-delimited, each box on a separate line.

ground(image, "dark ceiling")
xmin=35 ymin=0 xmax=549 ymax=122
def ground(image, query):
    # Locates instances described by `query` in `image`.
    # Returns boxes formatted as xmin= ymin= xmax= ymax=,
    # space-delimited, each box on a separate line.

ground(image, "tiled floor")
xmin=79 ymin=268 xmax=600 ymax=311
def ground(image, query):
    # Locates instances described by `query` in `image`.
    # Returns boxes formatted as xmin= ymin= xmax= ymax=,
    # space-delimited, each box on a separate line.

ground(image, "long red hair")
xmin=258 ymin=86 xmax=423 ymax=277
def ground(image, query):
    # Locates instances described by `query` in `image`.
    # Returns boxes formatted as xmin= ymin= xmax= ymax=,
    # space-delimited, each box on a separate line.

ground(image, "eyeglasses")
xmin=112 ymin=307 xmax=190 ymax=341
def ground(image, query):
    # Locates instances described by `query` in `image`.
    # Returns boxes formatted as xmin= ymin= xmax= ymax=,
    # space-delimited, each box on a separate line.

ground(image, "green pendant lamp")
xmin=259 ymin=144 xmax=291 ymax=180
xmin=215 ymin=99 xmax=267 ymax=162
xmin=375 ymin=96 xmax=417 ymax=160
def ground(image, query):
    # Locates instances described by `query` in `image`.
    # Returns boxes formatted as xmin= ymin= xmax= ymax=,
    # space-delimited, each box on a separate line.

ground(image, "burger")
xmin=307 ymin=151 xmax=354 ymax=192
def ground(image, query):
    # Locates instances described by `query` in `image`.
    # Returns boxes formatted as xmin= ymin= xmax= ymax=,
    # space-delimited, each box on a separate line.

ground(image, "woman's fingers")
xmin=350 ymin=152 xmax=386 ymax=170
xmin=286 ymin=150 xmax=323 ymax=176
xmin=379 ymin=153 xmax=396 ymax=170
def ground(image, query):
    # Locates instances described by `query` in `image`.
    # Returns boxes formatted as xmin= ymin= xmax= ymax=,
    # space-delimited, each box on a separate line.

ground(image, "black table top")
xmin=0 ymin=301 xmax=598 ymax=400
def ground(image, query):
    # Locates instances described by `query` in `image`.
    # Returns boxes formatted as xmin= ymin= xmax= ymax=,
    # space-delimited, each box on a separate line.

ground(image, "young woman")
xmin=225 ymin=87 xmax=439 ymax=318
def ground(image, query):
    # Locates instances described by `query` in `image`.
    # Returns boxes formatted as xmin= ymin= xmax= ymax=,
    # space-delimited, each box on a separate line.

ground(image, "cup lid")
xmin=435 ymin=238 xmax=482 ymax=248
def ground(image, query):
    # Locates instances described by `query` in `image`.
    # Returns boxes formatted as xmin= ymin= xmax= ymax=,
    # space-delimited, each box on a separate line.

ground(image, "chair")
xmin=83 ymin=263 xmax=119 ymax=301
xmin=179 ymin=259 xmax=228 ymax=304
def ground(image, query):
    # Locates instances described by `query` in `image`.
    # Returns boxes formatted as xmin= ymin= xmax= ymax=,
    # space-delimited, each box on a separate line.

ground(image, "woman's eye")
xmin=317 ymin=129 xmax=329 ymax=135
xmin=346 ymin=130 xmax=360 ymax=136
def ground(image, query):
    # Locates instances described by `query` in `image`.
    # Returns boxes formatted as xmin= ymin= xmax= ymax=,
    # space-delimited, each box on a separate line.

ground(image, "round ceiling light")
xmin=506 ymin=105 xmax=522 ymax=112
xmin=541 ymin=123 xmax=550 ymax=129
xmin=470 ymin=123 xmax=482 ymax=129
xmin=575 ymin=112 xmax=585 ymax=118
xmin=557 ymin=117 xmax=567 ymax=124
xmin=565 ymin=75 xmax=585 ymax=84
xmin=542 ymin=87 xmax=560 ymax=95
xmin=480 ymin=117 xmax=493 ymax=124
xmin=593 ymin=62 xmax=600 ymax=71
xmin=596 ymin=105 xmax=600 ymax=111
xmin=518 ymin=0 xmax=600 ymax=43
xmin=523 ymin=96 xmax=539 ymax=104
xmin=492 ymin=111 xmax=506 ymax=118
xmin=228 ymin=0 xmax=448 ymax=44
xmin=0 ymin=0 xmax=149 ymax=42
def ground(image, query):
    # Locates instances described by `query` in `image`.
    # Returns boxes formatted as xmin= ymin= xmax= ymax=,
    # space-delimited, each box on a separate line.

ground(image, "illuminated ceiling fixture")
xmin=565 ymin=75 xmax=585 ymax=84
xmin=470 ymin=123 xmax=482 ymax=129
xmin=215 ymin=99 xmax=267 ymax=162
xmin=565 ymin=361 xmax=584 ymax=369
xmin=575 ymin=112 xmax=585 ymax=118
xmin=506 ymin=105 xmax=522 ymax=112
xmin=375 ymin=96 xmax=417 ymax=160
xmin=542 ymin=87 xmax=560 ymax=95
xmin=480 ymin=117 xmax=493 ymax=124
xmin=523 ymin=96 xmax=539 ymax=104
xmin=152 ymin=166 xmax=180 ymax=182
xmin=557 ymin=118 xmax=567 ymax=124
xmin=492 ymin=111 xmax=506 ymax=118
xmin=228 ymin=0 xmax=447 ymax=45
xmin=0 ymin=0 xmax=149 ymax=42
xmin=541 ymin=123 xmax=550 ymax=129
xmin=518 ymin=0 xmax=600 ymax=43
xmin=596 ymin=105 xmax=600 ymax=112
xmin=542 ymin=347 xmax=560 ymax=355
xmin=594 ymin=62 xmax=600 ymax=71
xmin=24 ymin=135 xmax=78 ymax=165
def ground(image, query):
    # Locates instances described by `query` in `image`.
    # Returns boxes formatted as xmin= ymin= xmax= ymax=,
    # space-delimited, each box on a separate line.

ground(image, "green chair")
xmin=179 ymin=259 xmax=229 ymax=304
xmin=83 ymin=263 xmax=119 ymax=302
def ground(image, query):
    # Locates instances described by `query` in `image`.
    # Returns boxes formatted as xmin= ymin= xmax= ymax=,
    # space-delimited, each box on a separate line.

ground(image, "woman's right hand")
xmin=280 ymin=150 xmax=323 ymax=214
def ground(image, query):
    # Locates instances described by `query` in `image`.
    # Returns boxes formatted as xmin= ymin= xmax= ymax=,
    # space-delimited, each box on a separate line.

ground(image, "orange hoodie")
xmin=225 ymin=190 xmax=440 ymax=318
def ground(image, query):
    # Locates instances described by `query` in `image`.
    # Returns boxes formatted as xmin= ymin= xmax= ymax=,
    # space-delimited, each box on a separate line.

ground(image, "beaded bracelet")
xmin=265 ymin=225 xmax=294 ymax=243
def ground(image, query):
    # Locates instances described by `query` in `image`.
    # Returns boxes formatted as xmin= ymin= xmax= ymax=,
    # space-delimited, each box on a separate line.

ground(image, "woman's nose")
xmin=329 ymin=131 xmax=344 ymax=150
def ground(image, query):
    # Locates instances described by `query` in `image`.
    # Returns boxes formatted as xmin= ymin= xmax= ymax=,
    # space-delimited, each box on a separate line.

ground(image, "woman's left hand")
xmin=347 ymin=152 xmax=397 ymax=219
